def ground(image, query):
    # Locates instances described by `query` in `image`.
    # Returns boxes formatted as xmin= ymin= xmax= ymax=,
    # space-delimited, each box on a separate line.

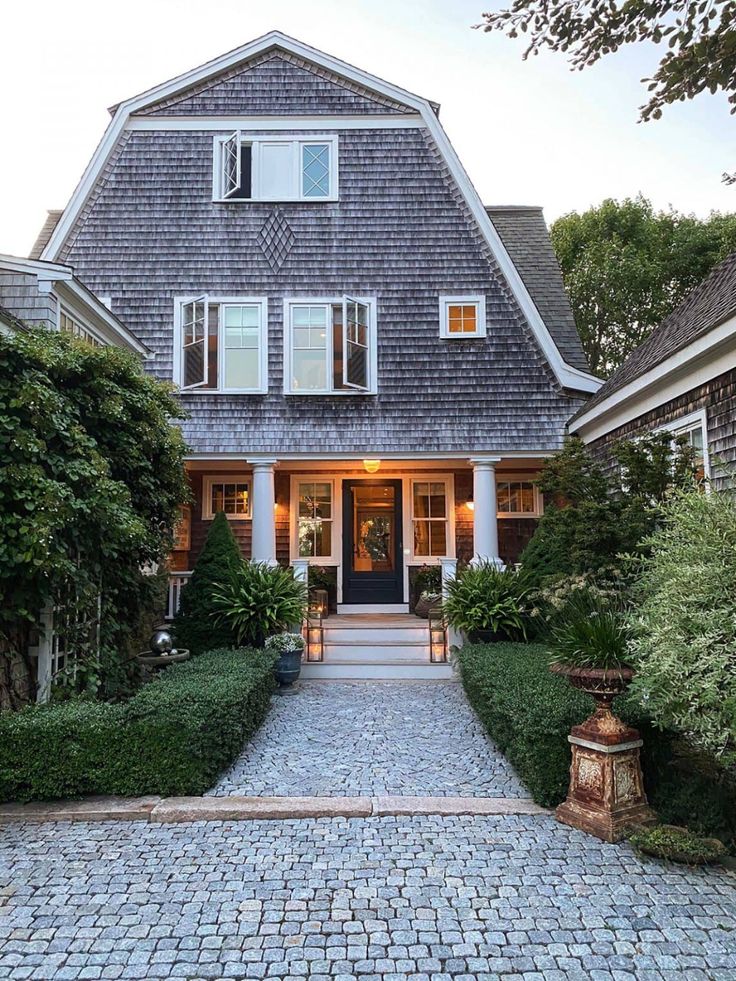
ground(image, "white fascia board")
xmin=183 ymin=450 xmax=557 ymax=462
xmin=40 ymin=29 xmax=598 ymax=392
xmin=0 ymin=252 xmax=73 ymax=281
xmin=127 ymin=114 xmax=424 ymax=131
xmin=570 ymin=313 xmax=736 ymax=442
xmin=57 ymin=279 xmax=151 ymax=357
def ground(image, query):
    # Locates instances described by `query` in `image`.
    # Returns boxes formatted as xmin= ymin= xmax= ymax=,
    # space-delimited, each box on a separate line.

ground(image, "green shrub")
xmin=212 ymin=561 xmax=307 ymax=648
xmin=629 ymin=486 xmax=736 ymax=765
xmin=457 ymin=643 xmax=736 ymax=847
xmin=549 ymin=592 xmax=631 ymax=670
xmin=628 ymin=825 xmax=727 ymax=865
xmin=0 ymin=648 xmax=276 ymax=801
xmin=173 ymin=512 xmax=243 ymax=655
xmin=443 ymin=563 xmax=531 ymax=640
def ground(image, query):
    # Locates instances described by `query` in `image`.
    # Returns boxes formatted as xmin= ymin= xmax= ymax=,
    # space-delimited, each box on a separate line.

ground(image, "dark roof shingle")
xmin=575 ymin=250 xmax=736 ymax=419
xmin=486 ymin=205 xmax=589 ymax=372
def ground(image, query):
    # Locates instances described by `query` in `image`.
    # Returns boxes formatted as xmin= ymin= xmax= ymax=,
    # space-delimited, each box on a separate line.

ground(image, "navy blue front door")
xmin=342 ymin=480 xmax=403 ymax=604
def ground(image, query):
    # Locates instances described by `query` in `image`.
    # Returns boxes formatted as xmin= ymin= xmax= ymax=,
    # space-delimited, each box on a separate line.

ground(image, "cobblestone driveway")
xmin=210 ymin=682 xmax=526 ymax=798
xmin=1 ymin=814 xmax=735 ymax=980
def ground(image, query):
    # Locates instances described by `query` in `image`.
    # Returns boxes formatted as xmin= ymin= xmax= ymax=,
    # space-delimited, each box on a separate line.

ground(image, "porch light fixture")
xmin=363 ymin=459 xmax=381 ymax=474
xmin=466 ymin=488 xmax=474 ymax=511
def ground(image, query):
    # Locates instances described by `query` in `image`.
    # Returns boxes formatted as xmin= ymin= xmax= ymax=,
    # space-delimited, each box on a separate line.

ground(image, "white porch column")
xmin=470 ymin=457 xmax=502 ymax=567
xmin=248 ymin=458 xmax=277 ymax=565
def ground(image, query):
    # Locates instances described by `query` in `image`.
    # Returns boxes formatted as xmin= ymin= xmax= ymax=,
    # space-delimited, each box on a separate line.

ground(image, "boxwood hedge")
xmin=0 ymin=648 xmax=276 ymax=801
xmin=458 ymin=643 xmax=736 ymax=848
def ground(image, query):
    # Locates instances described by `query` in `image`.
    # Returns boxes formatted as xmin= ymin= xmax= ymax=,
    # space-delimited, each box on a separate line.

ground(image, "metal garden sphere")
xmin=150 ymin=629 xmax=174 ymax=655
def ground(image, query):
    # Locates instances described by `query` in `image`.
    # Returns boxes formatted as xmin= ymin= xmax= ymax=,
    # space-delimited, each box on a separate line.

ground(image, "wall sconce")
xmin=465 ymin=489 xmax=474 ymax=511
xmin=363 ymin=459 xmax=381 ymax=474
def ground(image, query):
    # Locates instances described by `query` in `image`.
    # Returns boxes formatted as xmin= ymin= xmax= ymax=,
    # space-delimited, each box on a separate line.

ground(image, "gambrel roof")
xmin=39 ymin=30 xmax=599 ymax=395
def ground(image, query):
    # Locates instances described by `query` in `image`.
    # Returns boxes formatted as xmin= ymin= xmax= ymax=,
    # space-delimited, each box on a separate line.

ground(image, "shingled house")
xmin=570 ymin=251 xmax=736 ymax=490
xmin=36 ymin=31 xmax=599 ymax=676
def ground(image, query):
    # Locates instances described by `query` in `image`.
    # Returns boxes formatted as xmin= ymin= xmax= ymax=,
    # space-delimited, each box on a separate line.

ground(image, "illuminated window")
xmin=439 ymin=295 xmax=486 ymax=338
xmin=203 ymin=478 xmax=251 ymax=520
xmin=497 ymin=479 xmax=542 ymax=517
xmin=297 ymin=482 xmax=333 ymax=558
xmin=412 ymin=480 xmax=449 ymax=557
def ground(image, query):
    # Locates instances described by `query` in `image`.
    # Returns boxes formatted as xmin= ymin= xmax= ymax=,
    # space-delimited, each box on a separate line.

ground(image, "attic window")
xmin=439 ymin=295 xmax=487 ymax=339
xmin=214 ymin=134 xmax=338 ymax=202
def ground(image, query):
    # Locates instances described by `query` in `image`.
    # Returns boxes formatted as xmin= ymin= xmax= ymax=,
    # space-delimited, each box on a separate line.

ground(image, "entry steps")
xmin=300 ymin=613 xmax=455 ymax=680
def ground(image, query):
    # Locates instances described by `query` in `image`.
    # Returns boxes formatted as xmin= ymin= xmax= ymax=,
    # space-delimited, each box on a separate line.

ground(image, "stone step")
xmin=300 ymin=660 xmax=455 ymax=681
xmin=323 ymin=626 xmax=429 ymax=644
xmin=322 ymin=642 xmax=431 ymax=662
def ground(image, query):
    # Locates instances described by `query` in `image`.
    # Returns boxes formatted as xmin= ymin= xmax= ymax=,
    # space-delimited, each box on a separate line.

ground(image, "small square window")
xmin=203 ymin=478 xmax=251 ymax=520
xmin=439 ymin=296 xmax=486 ymax=338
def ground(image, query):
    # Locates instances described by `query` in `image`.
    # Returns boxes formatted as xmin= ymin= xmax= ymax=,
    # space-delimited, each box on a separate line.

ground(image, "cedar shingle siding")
xmin=57 ymin=51 xmax=586 ymax=456
xmin=586 ymin=367 xmax=736 ymax=492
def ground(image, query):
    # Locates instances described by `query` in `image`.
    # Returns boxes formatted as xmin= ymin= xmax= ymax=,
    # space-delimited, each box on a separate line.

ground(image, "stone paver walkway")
xmin=1 ymin=814 xmax=735 ymax=980
xmin=210 ymin=681 xmax=527 ymax=798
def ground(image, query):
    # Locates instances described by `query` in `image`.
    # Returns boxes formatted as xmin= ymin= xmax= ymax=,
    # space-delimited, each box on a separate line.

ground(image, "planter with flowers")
xmin=265 ymin=632 xmax=306 ymax=690
xmin=549 ymin=593 xmax=656 ymax=842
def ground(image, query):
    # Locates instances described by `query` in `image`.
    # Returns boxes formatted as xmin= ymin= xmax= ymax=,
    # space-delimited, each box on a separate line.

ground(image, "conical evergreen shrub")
xmin=173 ymin=511 xmax=243 ymax=655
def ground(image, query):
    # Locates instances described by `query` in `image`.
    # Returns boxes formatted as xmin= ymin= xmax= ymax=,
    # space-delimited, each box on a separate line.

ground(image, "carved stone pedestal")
xmin=552 ymin=665 xmax=656 ymax=843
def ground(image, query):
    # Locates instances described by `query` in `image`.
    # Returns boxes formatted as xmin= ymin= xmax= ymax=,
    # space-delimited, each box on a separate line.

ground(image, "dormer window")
xmin=214 ymin=134 xmax=338 ymax=202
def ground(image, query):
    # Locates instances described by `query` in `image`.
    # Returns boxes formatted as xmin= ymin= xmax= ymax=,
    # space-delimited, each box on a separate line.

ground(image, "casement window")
xmin=284 ymin=297 xmax=376 ymax=395
xmin=202 ymin=477 xmax=251 ymax=520
xmin=497 ymin=479 xmax=543 ymax=517
xmin=657 ymin=410 xmax=710 ymax=481
xmin=59 ymin=308 xmax=103 ymax=347
xmin=296 ymin=481 xmax=334 ymax=559
xmin=439 ymin=295 xmax=487 ymax=339
xmin=214 ymin=134 xmax=338 ymax=202
xmin=175 ymin=296 xmax=268 ymax=393
xmin=412 ymin=480 xmax=450 ymax=557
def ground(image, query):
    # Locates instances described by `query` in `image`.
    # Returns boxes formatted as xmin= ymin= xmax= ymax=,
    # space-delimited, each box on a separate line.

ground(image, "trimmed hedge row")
xmin=458 ymin=643 xmax=736 ymax=847
xmin=0 ymin=649 xmax=277 ymax=801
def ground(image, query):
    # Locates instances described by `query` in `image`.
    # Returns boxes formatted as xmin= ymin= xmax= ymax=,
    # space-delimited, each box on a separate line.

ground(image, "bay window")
xmin=284 ymin=297 xmax=376 ymax=394
xmin=176 ymin=296 xmax=268 ymax=393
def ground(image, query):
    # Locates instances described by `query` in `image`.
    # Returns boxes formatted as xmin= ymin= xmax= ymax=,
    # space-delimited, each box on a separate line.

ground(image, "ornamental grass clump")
xmin=212 ymin=561 xmax=307 ymax=648
xmin=442 ymin=563 xmax=531 ymax=641
xmin=548 ymin=591 xmax=631 ymax=672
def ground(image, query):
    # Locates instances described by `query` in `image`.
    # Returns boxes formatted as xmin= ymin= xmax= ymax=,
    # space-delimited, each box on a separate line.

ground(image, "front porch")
xmin=167 ymin=455 xmax=546 ymax=672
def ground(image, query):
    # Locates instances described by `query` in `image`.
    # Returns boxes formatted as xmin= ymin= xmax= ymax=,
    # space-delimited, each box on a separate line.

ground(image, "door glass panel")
xmin=352 ymin=485 xmax=395 ymax=573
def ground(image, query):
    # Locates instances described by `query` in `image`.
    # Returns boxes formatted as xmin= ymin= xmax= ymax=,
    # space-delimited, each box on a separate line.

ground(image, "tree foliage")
xmin=0 ymin=328 xmax=189 ymax=699
xmin=551 ymin=198 xmax=736 ymax=375
xmin=520 ymin=434 xmax=697 ymax=584
xmin=629 ymin=486 xmax=736 ymax=765
xmin=172 ymin=511 xmax=244 ymax=656
xmin=476 ymin=2 xmax=736 ymax=133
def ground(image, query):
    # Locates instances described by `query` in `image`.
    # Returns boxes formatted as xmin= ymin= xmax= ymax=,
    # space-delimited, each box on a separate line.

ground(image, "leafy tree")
xmin=629 ymin=486 xmax=736 ymax=765
xmin=520 ymin=434 xmax=697 ymax=585
xmin=551 ymin=198 xmax=736 ymax=375
xmin=476 ymin=2 xmax=736 ymax=137
xmin=172 ymin=511 xmax=243 ymax=656
xmin=0 ymin=328 xmax=189 ymax=704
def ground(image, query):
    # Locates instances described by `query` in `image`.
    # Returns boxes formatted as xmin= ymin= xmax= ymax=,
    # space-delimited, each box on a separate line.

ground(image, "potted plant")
xmin=266 ymin=632 xmax=306 ymax=689
xmin=212 ymin=560 xmax=308 ymax=649
xmin=442 ymin=562 xmax=530 ymax=643
xmin=415 ymin=590 xmax=442 ymax=619
xmin=548 ymin=591 xmax=655 ymax=841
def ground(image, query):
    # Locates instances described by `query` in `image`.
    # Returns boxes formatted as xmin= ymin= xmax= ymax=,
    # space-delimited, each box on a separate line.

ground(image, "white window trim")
xmin=173 ymin=295 xmax=269 ymax=394
xmin=202 ymin=475 xmax=252 ymax=521
xmin=439 ymin=295 xmax=487 ymax=339
xmin=407 ymin=475 xmax=456 ymax=562
xmin=496 ymin=474 xmax=544 ymax=518
xmin=212 ymin=134 xmax=339 ymax=203
xmin=654 ymin=408 xmax=711 ymax=480
xmin=289 ymin=476 xmax=339 ymax=564
xmin=282 ymin=296 xmax=378 ymax=396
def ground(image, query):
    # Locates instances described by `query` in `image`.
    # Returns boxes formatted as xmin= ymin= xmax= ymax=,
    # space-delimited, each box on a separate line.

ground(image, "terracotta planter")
xmin=550 ymin=662 xmax=656 ymax=842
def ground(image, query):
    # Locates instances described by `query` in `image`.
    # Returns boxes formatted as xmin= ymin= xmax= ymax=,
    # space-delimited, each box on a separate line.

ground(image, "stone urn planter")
xmin=550 ymin=663 xmax=656 ymax=842
xmin=265 ymin=632 xmax=305 ymax=693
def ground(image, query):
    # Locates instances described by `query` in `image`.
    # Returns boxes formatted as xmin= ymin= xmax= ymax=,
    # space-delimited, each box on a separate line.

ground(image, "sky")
xmin=1 ymin=0 xmax=734 ymax=257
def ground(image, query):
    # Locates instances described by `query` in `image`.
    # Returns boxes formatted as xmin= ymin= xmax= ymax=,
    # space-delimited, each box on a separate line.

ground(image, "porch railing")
xmin=166 ymin=572 xmax=192 ymax=620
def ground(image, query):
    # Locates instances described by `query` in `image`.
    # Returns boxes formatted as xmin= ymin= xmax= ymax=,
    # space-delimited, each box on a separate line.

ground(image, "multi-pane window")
xmin=439 ymin=296 xmax=486 ymax=338
xmin=59 ymin=308 xmax=102 ymax=347
xmin=178 ymin=297 xmax=267 ymax=393
xmin=497 ymin=480 xmax=540 ymax=516
xmin=204 ymin=479 xmax=251 ymax=519
xmin=297 ymin=481 xmax=333 ymax=558
xmin=286 ymin=298 xmax=373 ymax=394
xmin=663 ymin=413 xmax=709 ymax=481
xmin=172 ymin=506 xmax=191 ymax=551
xmin=215 ymin=134 xmax=337 ymax=201
xmin=412 ymin=480 xmax=448 ymax=557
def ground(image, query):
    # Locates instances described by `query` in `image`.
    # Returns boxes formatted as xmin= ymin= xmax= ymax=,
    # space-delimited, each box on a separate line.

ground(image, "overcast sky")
xmin=1 ymin=0 xmax=734 ymax=256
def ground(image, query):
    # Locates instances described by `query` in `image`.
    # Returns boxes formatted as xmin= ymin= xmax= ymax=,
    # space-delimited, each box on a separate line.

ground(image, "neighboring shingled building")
xmin=570 ymin=251 xmax=736 ymax=489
